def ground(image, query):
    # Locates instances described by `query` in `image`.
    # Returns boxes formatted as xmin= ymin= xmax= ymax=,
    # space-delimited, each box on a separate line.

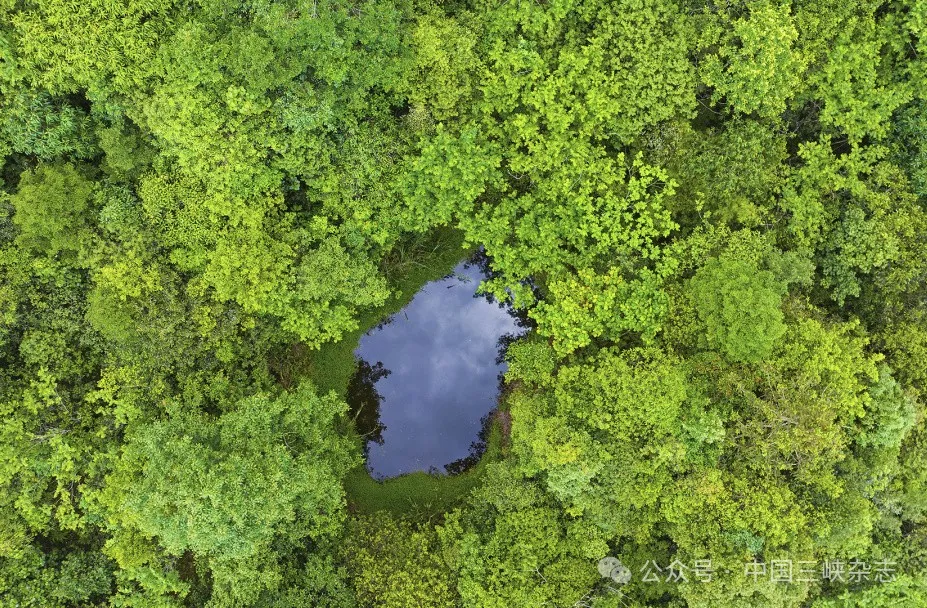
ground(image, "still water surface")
xmin=347 ymin=253 xmax=529 ymax=479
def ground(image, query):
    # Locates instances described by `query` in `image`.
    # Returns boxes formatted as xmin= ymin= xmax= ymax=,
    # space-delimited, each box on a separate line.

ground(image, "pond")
xmin=347 ymin=252 xmax=531 ymax=480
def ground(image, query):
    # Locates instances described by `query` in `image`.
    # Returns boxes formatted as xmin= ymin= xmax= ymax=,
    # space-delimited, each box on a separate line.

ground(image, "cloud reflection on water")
xmin=349 ymin=258 xmax=528 ymax=479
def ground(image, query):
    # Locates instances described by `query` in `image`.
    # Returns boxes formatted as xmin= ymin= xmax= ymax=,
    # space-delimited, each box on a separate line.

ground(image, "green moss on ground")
xmin=344 ymin=421 xmax=506 ymax=520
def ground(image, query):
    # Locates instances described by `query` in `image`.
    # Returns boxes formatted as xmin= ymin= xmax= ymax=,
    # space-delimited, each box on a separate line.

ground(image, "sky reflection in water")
xmin=348 ymin=256 xmax=529 ymax=479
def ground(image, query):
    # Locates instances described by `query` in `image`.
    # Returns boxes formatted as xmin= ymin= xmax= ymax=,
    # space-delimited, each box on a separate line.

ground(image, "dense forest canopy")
xmin=1 ymin=0 xmax=927 ymax=606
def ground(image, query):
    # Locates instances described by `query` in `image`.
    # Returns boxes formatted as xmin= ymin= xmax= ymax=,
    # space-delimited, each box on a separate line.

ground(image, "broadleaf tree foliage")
xmin=1 ymin=0 xmax=927 ymax=606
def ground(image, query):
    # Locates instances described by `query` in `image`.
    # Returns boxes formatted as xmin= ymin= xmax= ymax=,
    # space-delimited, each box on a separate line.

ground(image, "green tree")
xmin=439 ymin=464 xmax=604 ymax=608
xmin=688 ymin=255 xmax=787 ymax=363
xmin=340 ymin=513 xmax=456 ymax=608
xmin=96 ymin=383 xmax=357 ymax=603
xmin=697 ymin=1 xmax=806 ymax=118
xmin=11 ymin=162 xmax=95 ymax=260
